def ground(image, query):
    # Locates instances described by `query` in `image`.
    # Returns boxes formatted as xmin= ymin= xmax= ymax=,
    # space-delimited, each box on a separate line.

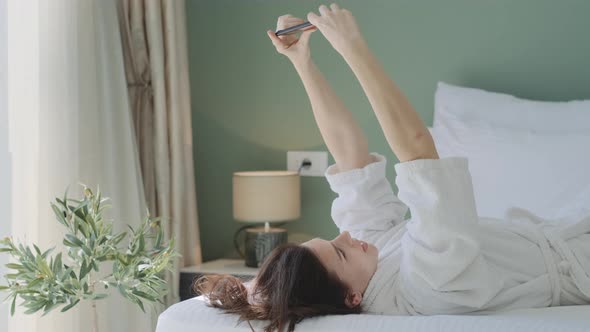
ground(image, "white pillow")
xmin=430 ymin=122 xmax=590 ymax=220
xmin=434 ymin=82 xmax=590 ymax=133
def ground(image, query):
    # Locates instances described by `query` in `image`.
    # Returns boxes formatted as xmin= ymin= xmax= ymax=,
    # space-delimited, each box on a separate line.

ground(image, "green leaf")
xmin=10 ymin=295 xmax=16 ymax=316
xmin=24 ymin=300 xmax=46 ymax=314
xmin=5 ymin=263 xmax=23 ymax=270
xmin=131 ymin=290 xmax=154 ymax=301
xmin=138 ymin=234 xmax=145 ymax=254
xmin=63 ymin=284 xmax=77 ymax=296
xmin=74 ymin=214 xmax=90 ymax=238
xmin=53 ymin=253 xmax=63 ymax=274
xmin=73 ymin=201 xmax=90 ymax=221
xmin=128 ymin=295 xmax=146 ymax=313
xmin=71 ymin=276 xmax=81 ymax=290
xmin=86 ymin=214 xmax=98 ymax=237
xmin=26 ymin=278 xmax=43 ymax=289
xmin=68 ymin=268 xmax=77 ymax=279
xmin=65 ymin=234 xmax=84 ymax=248
xmin=79 ymin=261 xmax=90 ymax=280
xmin=137 ymin=300 xmax=145 ymax=312
xmin=35 ymin=255 xmax=53 ymax=278
xmin=80 ymin=245 xmax=92 ymax=256
xmin=55 ymin=197 xmax=66 ymax=208
xmin=42 ymin=301 xmax=60 ymax=316
xmin=117 ymin=284 xmax=128 ymax=297
xmin=97 ymin=235 xmax=107 ymax=246
xmin=24 ymin=246 xmax=35 ymax=260
xmin=74 ymin=197 xmax=90 ymax=211
xmin=41 ymin=247 xmax=54 ymax=259
xmin=111 ymin=232 xmax=127 ymax=245
xmin=50 ymin=203 xmax=68 ymax=227
xmin=60 ymin=299 xmax=80 ymax=312
xmin=154 ymin=228 xmax=162 ymax=248
xmin=117 ymin=253 xmax=129 ymax=266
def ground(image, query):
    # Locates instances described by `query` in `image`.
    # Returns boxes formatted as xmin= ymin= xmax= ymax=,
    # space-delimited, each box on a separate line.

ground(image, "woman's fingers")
xmin=307 ymin=11 xmax=321 ymax=26
xmin=282 ymin=18 xmax=305 ymax=26
xmin=318 ymin=4 xmax=330 ymax=16
xmin=298 ymin=27 xmax=316 ymax=44
xmin=267 ymin=28 xmax=303 ymax=50
xmin=284 ymin=17 xmax=304 ymax=22
xmin=279 ymin=16 xmax=302 ymax=24
xmin=304 ymin=4 xmax=362 ymax=56
xmin=277 ymin=16 xmax=306 ymax=30
xmin=266 ymin=30 xmax=287 ymax=49
xmin=276 ymin=14 xmax=293 ymax=28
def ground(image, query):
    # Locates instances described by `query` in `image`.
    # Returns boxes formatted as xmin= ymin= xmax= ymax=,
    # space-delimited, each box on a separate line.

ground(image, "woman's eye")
xmin=339 ymin=248 xmax=346 ymax=259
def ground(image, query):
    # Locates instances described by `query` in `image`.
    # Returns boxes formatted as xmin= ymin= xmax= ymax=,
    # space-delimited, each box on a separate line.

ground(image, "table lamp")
xmin=233 ymin=170 xmax=300 ymax=267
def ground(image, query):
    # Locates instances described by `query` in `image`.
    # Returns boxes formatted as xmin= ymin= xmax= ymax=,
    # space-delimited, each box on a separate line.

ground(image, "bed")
xmin=156 ymin=296 xmax=590 ymax=332
xmin=156 ymin=82 xmax=590 ymax=331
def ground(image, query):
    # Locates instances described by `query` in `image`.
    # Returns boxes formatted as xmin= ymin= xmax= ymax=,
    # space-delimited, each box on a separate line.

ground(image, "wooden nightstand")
xmin=179 ymin=259 xmax=259 ymax=301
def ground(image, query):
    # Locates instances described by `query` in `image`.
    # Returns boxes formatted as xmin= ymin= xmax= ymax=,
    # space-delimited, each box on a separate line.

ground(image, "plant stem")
xmin=92 ymin=299 xmax=98 ymax=332
xmin=89 ymin=272 xmax=99 ymax=332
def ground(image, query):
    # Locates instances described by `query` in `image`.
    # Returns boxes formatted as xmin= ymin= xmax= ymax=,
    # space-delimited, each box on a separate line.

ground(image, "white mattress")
xmin=156 ymin=296 xmax=590 ymax=332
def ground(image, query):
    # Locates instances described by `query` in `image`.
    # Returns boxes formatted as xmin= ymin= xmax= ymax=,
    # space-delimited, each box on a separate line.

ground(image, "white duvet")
xmin=156 ymin=296 xmax=590 ymax=332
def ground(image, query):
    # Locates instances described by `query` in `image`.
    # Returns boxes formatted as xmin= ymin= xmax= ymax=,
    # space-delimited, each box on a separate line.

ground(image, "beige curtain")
xmin=117 ymin=0 xmax=203 ymax=306
xmin=6 ymin=0 xmax=156 ymax=331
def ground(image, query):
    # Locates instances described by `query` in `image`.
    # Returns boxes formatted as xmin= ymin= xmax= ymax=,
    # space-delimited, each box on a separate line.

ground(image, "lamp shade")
xmin=233 ymin=171 xmax=300 ymax=223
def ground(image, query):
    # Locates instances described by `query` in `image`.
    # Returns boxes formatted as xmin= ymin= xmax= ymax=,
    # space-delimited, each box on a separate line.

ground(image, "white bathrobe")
xmin=325 ymin=153 xmax=590 ymax=315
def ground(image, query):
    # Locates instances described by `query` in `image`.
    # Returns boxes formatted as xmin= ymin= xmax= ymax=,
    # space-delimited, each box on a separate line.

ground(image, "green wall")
xmin=186 ymin=0 xmax=590 ymax=261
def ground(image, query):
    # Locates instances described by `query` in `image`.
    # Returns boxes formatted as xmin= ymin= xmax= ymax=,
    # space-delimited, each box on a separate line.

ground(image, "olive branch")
xmin=0 ymin=186 xmax=177 ymax=331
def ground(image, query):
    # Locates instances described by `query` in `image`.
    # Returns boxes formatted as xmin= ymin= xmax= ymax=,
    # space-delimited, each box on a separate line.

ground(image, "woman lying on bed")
xmin=196 ymin=3 xmax=590 ymax=332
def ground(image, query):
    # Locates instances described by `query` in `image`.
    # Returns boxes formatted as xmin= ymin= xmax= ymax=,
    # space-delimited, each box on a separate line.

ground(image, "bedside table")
xmin=179 ymin=259 xmax=259 ymax=301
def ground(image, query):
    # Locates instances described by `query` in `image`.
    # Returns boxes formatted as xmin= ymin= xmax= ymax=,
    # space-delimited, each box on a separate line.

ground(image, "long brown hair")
xmin=194 ymin=243 xmax=361 ymax=332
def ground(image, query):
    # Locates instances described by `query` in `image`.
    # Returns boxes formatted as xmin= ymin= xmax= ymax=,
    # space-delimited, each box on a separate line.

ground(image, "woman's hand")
xmin=307 ymin=4 xmax=366 ymax=57
xmin=267 ymin=15 xmax=317 ymax=64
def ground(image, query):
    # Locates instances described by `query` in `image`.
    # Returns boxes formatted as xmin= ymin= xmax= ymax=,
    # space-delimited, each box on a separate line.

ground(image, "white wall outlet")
xmin=287 ymin=151 xmax=328 ymax=177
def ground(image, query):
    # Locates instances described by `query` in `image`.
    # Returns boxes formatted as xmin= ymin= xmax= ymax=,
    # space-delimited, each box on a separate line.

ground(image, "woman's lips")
xmin=361 ymin=241 xmax=368 ymax=252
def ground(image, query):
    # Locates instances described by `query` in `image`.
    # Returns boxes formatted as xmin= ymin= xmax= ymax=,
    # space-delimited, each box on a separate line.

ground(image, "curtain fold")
xmin=6 ymin=0 xmax=156 ymax=331
xmin=0 ymin=0 xmax=9 ymax=328
xmin=117 ymin=0 xmax=203 ymax=307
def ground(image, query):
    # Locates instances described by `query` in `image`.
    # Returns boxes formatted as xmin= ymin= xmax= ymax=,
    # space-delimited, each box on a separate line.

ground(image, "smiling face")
xmin=302 ymin=231 xmax=378 ymax=308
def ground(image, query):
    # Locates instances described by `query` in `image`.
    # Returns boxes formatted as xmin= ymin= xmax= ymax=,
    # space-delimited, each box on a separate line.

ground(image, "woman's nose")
xmin=339 ymin=231 xmax=352 ymax=243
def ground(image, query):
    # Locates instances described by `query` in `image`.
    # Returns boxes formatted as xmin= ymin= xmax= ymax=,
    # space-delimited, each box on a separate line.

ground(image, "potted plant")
xmin=0 ymin=186 xmax=177 ymax=332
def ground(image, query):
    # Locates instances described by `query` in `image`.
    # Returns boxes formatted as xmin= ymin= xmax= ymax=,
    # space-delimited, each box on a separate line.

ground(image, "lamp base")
xmin=244 ymin=227 xmax=288 ymax=268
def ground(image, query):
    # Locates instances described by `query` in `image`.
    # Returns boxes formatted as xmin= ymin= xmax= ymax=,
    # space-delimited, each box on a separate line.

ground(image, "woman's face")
xmin=302 ymin=231 xmax=378 ymax=307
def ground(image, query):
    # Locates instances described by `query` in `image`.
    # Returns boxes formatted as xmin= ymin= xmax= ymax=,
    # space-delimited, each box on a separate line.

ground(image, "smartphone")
xmin=275 ymin=21 xmax=313 ymax=36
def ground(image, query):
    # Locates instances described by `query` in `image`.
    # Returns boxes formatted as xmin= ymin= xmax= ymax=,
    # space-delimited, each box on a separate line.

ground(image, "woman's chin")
xmin=369 ymin=243 xmax=378 ymax=257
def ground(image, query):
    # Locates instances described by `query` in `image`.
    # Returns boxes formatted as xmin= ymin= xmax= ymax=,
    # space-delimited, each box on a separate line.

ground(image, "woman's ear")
xmin=344 ymin=291 xmax=362 ymax=308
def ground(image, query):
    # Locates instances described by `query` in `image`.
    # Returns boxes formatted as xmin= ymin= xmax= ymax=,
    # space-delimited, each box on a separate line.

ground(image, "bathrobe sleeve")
xmin=325 ymin=153 xmax=409 ymax=245
xmin=394 ymin=157 xmax=503 ymax=314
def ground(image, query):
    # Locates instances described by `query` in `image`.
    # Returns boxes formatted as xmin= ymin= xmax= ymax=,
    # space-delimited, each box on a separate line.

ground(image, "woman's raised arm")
xmin=267 ymin=15 xmax=374 ymax=172
xmin=307 ymin=4 xmax=439 ymax=163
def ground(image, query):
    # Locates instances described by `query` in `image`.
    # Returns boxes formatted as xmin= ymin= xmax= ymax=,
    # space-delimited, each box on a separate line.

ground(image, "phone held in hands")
xmin=275 ymin=21 xmax=313 ymax=36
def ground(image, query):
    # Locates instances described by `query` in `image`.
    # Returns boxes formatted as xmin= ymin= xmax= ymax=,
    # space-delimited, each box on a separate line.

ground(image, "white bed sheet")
xmin=156 ymin=296 xmax=590 ymax=332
